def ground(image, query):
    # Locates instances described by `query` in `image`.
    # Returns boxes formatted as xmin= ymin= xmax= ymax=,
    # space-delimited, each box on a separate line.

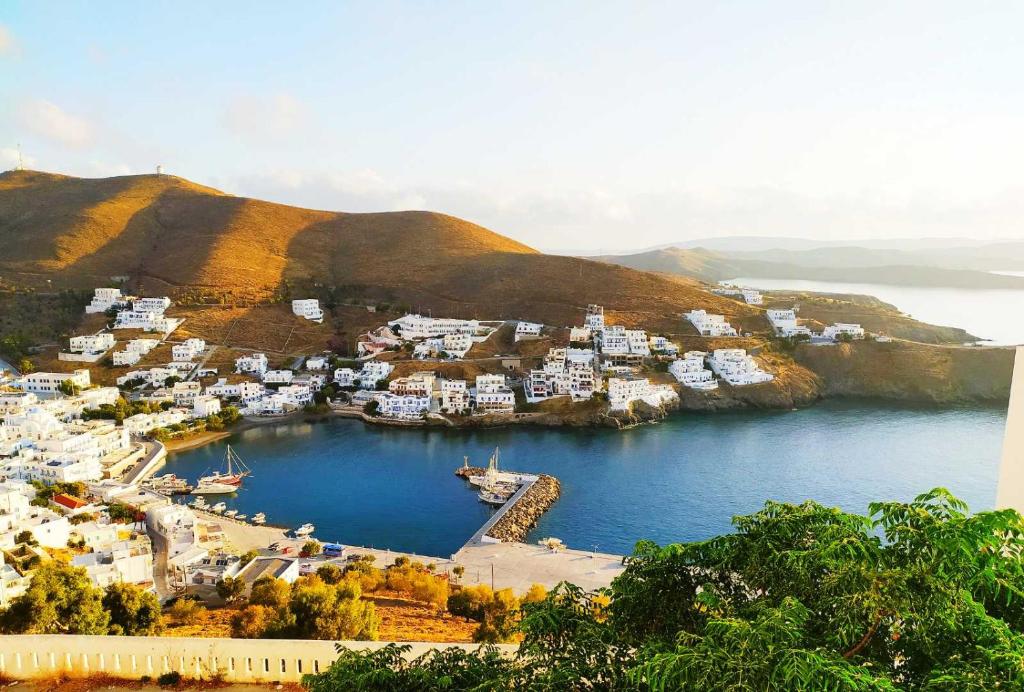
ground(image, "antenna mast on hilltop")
xmin=156 ymin=164 xmax=163 ymax=176
xmin=16 ymin=143 xmax=24 ymax=171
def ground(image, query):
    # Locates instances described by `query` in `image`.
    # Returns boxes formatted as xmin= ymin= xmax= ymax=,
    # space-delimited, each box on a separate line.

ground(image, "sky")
xmin=1 ymin=1 xmax=1023 ymax=253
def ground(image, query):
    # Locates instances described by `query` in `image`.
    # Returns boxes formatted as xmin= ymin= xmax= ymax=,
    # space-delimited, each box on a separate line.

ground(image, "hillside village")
xmin=0 ymin=280 xmax=885 ymax=609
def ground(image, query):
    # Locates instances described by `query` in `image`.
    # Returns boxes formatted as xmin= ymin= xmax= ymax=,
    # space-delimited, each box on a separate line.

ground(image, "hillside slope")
xmin=0 ymin=170 xmax=749 ymax=330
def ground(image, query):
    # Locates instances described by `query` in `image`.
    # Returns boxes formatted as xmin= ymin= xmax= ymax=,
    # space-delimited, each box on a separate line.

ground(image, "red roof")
xmin=53 ymin=493 xmax=88 ymax=510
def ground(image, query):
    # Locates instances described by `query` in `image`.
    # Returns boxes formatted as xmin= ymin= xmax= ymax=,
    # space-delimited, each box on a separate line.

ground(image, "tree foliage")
xmin=0 ymin=562 xmax=110 ymax=635
xmin=305 ymin=489 xmax=1024 ymax=690
xmin=103 ymin=582 xmax=163 ymax=636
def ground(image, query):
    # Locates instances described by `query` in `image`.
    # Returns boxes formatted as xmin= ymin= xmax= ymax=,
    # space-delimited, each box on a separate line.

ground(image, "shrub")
xmin=156 ymin=671 xmax=181 ymax=686
xmin=167 ymin=598 xmax=205 ymax=626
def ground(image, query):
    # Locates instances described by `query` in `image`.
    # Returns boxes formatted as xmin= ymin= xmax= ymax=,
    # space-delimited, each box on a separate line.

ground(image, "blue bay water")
xmin=164 ymin=401 xmax=1008 ymax=558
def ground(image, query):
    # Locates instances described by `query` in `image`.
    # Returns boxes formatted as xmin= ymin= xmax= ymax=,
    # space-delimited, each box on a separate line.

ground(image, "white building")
xmin=85 ymin=287 xmax=129 ymax=314
xmin=514 ymin=321 xmax=543 ymax=342
xmin=122 ymin=409 xmax=188 ymax=436
xmin=741 ymin=289 xmax=763 ymax=305
xmin=822 ymin=323 xmax=866 ymax=341
xmin=377 ymin=393 xmax=431 ymax=419
xmin=440 ymin=380 xmax=470 ymax=414
xmin=132 ymin=297 xmax=171 ymax=313
xmin=389 ymin=372 xmax=435 ymax=397
xmin=584 ymin=304 xmax=605 ymax=332
xmin=684 ymin=310 xmax=738 ymax=337
xmin=192 ymin=395 xmax=221 ymax=419
xmin=649 ymin=336 xmax=678 ymax=356
xmin=442 ymin=333 xmax=473 ymax=358
xmin=14 ymin=369 xmax=91 ymax=395
xmin=474 ymin=374 xmax=515 ymax=414
xmin=292 ymin=299 xmax=324 ymax=323
xmin=570 ymin=326 xmax=593 ymax=343
xmin=68 ymin=333 xmax=115 ymax=355
xmin=263 ymin=370 xmax=294 ymax=385
xmin=333 ymin=368 xmax=357 ymax=387
xmin=306 ymin=356 xmax=328 ymax=371
xmin=708 ymin=349 xmax=774 ymax=386
xmin=669 ymin=352 xmax=718 ymax=390
xmin=387 ymin=314 xmax=482 ymax=340
xmin=607 ymin=377 xmax=679 ymax=411
xmin=172 ymin=381 xmax=201 ymax=408
xmin=358 ymin=361 xmax=393 ymax=388
xmin=766 ymin=309 xmax=813 ymax=338
xmin=172 ymin=339 xmax=206 ymax=362
xmin=235 ymin=353 xmax=269 ymax=377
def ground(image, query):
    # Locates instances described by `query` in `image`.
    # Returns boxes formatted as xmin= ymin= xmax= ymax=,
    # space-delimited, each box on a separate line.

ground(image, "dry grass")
xmin=162 ymin=595 xmax=475 ymax=643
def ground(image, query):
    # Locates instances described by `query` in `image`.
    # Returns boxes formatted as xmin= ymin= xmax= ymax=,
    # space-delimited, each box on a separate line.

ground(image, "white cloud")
xmin=18 ymin=100 xmax=94 ymax=148
xmin=0 ymin=24 xmax=17 ymax=57
xmin=223 ymin=92 xmax=308 ymax=142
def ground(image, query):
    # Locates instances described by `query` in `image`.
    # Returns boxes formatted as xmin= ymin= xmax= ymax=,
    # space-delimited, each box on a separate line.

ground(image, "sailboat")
xmin=197 ymin=445 xmax=251 ymax=489
xmin=468 ymin=447 xmax=501 ymax=488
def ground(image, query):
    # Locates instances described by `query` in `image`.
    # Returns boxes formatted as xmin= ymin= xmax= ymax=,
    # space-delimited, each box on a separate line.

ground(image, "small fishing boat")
xmin=294 ymin=523 xmax=315 ymax=537
xmin=190 ymin=497 xmax=208 ymax=509
xmin=235 ymin=514 xmax=247 ymax=521
xmin=210 ymin=502 xmax=227 ymax=513
xmin=478 ymin=481 xmax=514 ymax=506
xmin=224 ymin=509 xmax=238 ymax=518
xmin=252 ymin=512 xmax=267 ymax=525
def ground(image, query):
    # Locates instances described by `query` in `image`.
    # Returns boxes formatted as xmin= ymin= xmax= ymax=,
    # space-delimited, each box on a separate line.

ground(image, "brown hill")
xmin=0 ymin=169 xmax=750 ymax=330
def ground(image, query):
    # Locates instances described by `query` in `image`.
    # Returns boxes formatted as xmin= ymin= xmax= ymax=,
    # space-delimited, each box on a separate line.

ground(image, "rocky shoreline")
xmin=486 ymin=474 xmax=561 ymax=543
xmin=455 ymin=466 xmax=563 ymax=544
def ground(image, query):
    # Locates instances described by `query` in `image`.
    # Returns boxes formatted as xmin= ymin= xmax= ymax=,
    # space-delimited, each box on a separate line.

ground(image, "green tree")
xmin=17 ymin=357 xmax=34 ymax=374
xmin=103 ymin=582 xmax=163 ymax=635
xmin=305 ymin=489 xmax=1024 ymax=690
xmin=290 ymin=576 xmax=379 ymax=640
xmin=0 ymin=562 xmax=110 ymax=634
xmin=216 ymin=576 xmax=246 ymax=604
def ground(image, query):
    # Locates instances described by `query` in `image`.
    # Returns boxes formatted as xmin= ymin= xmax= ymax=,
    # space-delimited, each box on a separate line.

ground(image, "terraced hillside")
xmin=0 ymin=170 xmax=749 ymax=331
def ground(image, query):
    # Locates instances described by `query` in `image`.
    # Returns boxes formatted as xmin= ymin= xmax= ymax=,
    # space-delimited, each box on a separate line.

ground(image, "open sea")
xmin=165 ymin=401 xmax=1008 ymax=557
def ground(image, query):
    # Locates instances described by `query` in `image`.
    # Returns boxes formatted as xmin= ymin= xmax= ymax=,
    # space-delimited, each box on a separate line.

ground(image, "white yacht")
xmin=210 ymin=502 xmax=227 ymax=513
xmin=295 ymin=523 xmax=315 ymax=537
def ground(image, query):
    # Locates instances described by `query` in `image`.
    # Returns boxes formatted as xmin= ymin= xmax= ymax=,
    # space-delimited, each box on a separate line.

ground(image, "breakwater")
xmin=456 ymin=466 xmax=562 ymax=544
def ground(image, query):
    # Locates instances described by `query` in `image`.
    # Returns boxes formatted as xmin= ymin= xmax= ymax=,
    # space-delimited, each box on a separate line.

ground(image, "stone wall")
xmin=486 ymin=474 xmax=561 ymax=543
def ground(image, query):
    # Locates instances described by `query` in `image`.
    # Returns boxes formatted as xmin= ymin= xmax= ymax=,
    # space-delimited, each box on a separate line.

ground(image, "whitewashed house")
xmin=387 ymin=314 xmax=482 ymax=339
xmin=358 ymin=361 xmax=392 ymax=388
xmin=741 ymin=289 xmax=763 ymax=305
xmin=474 ymin=374 xmax=515 ymax=414
xmin=766 ymin=309 xmax=813 ymax=338
xmin=607 ymin=377 xmax=679 ymax=411
xmin=377 ymin=393 xmax=430 ymax=419
xmin=515 ymin=321 xmax=543 ymax=342
xmin=235 ymin=353 xmax=269 ymax=377
xmin=708 ymin=349 xmax=774 ymax=386
xmin=192 ymin=395 xmax=221 ymax=419
xmin=263 ymin=370 xmax=294 ymax=385
xmin=85 ymin=287 xmax=129 ymax=314
xmin=292 ymin=299 xmax=324 ymax=323
xmin=389 ymin=372 xmax=435 ymax=397
xmin=440 ymin=380 xmax=470 ymax=414
xmin=171 ymin=381 xmax=202 ymax=408
xmin=442 ymin=333 xmax=473 ymax=358
xmin=133 ymin=297 xmax=171 ymax=313
xmin=172 ymin=339 xmax=206 ymax=362
xmin=306 ymin=356 xmax=328 ymax=371
xmin=684 ymin=310 xmax=738 ymax=337
xmin=649 ymin=336 xmax=679 ymax=356
xmin=822 ymin=323 xmax=866 ymax=341
xmin=333 ymin=368 xmax=357 ymax=387
xmin=14 ymin=369 xmax=91 ymax=395
xmin=626 ymin=330 xmax=651 ymax=356
xmin=669 ymin=352 xmax=718 ymax=390
xmin=69 ymin=333 xmax=115 ymax=355
xmin=584 ymin=304 xmax=605 ymax=332
xmin=570 ymin=326 xmax=593 ymax=343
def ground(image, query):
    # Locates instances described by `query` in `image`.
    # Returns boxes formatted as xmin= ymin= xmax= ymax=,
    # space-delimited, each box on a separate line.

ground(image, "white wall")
xmin=997 ymin=347 xmax=1024 ymax=513
xmin=0 ymin=634 xmax=515 ymax=684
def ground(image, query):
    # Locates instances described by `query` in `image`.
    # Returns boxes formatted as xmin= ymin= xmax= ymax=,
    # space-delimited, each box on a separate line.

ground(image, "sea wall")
xmin=0 ymin=634 xmax=515 ymax=684
xmin=486 ymin=474 xmax=561 ymax=543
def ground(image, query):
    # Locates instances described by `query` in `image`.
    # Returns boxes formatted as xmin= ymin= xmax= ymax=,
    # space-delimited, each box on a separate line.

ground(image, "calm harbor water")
xmin=165 ymin=401 xmax=1007 ymax=557
xmin=730 ymin=277 xmax=1024 ymax=346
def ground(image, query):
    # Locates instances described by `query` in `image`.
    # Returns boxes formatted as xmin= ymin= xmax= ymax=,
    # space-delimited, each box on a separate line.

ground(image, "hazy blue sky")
xmin=2 ymin=2 xmax=1022 ymax=252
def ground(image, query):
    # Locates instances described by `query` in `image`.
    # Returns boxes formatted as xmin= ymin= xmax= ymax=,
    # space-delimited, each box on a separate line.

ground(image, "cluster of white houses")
xmin=712 ymin=283 xmax=763 ymax=305
xmin=766 ymin=308 xmax=866 ymax=342
xmin=343 ymin=369 xmax=517 ymax=420
xmin=685 ymin=309 xmax=739 ymax=337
